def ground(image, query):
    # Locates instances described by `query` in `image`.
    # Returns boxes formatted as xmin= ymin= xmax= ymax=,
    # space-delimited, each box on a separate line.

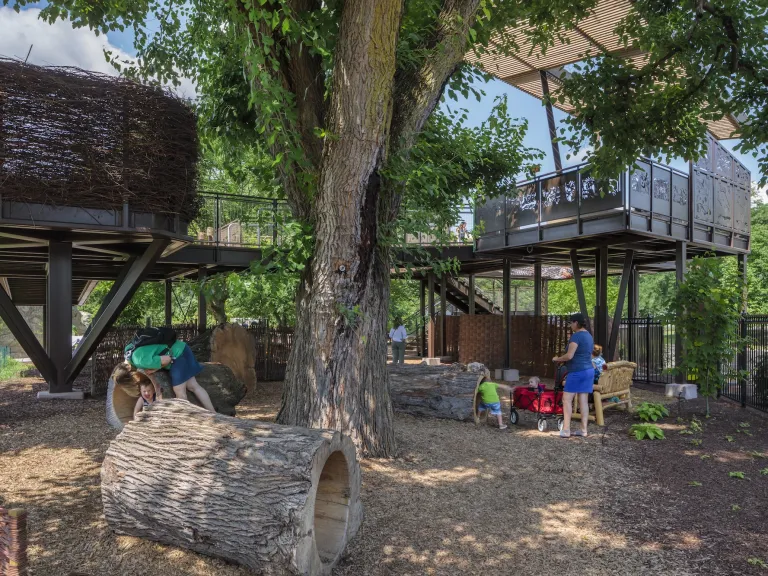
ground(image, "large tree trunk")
xmin=187 ymin=322 xmax=257 ymax=391
xmin=277 ymin=0 xmax=403 ymax=457
xmin=102 ymin=401 xmax=361 ymax=575
xmin=388 ymin=363 xmax=489 ymax=421
xmin=106 ymin=363 xmax=246 ymax=430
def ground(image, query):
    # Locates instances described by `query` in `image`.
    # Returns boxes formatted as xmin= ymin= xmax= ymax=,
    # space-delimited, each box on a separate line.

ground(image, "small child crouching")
xmin=132 ymin=371 xmax=158 ymax=419
xmin=476 ymin=380 xmax=515 ymax=430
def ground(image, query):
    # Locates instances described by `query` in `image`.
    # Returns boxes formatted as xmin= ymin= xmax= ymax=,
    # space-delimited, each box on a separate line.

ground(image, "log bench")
xmin=572 ymin=360 xmax=636 ymax=426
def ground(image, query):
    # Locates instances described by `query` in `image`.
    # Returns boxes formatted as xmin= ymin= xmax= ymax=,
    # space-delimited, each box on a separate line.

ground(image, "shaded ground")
xmin=0 ymin=378 xmax=766 ymax=575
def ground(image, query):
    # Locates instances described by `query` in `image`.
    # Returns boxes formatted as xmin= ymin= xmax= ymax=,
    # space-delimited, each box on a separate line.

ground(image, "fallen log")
xmin=106 ymin=362 xmax=246 ymax=430
xmin=187 ymin=323 xmax=257 ymax=391
xmin=388 ymin=363 xmax=489 ymax=422
xmin=102 ymin=400 xmax=362 ymax=576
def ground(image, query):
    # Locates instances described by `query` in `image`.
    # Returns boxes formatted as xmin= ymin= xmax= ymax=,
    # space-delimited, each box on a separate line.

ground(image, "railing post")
xmin=739 ymin=314 xmax=747 ymax=408
xmin=214 ymin=194 xmax=220 ymax=245
xmin=645 ymin=317 xmax=651 ymax=384
xmin=272 ymin=199 xmax=279 ymax=245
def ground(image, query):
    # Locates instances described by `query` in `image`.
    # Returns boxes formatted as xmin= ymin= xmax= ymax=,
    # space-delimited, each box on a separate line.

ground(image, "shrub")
xmin=630 ymin=423 xmax=665 ymax=440
xmin=0 ymin=357 xmax=23 ymax=381
xmin=636 ymin=402 xmax=669 ymax=422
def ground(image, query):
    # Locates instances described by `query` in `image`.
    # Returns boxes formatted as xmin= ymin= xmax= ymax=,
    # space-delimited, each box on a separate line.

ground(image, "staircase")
xmin=432 ymin=276 xmax=500 ymax=315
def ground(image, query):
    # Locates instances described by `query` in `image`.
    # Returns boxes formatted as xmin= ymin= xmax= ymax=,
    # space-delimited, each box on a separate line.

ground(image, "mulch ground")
xmin=0 ymin=378 xmax=766 ymax=576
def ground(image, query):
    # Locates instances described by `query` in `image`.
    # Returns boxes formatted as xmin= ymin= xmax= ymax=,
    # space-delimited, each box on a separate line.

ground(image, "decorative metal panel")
xmin=671 ymin=173 xmax=689 ymax=222
xmin=581 ymin=172 xmax=622 ymax=215
xmin=715 ymin=142 xmax=734 ymax=179
xmin=629 ymin=161 xmax=651 ymax=212
xmin=507 ymin=182 xmax=539 ymax=228
xmin=714 ymin=177 xmax=733 ymax=228
xmin=652 ymin=166 xmax=671 ymax=217
xmin=694 ymin=138 xmax=713 ymax=172
xmin=735 ymin=161 xmax=750 ymax=187
xmin=734 ymin=185 xmax=750 ymax=233
xmin=475 ymin=194 xmax=506 ymax=234
xmin=540 ymin=171 xmax=578 ymax=221
xmin=693 ymin=170 xmax=714 ymax=224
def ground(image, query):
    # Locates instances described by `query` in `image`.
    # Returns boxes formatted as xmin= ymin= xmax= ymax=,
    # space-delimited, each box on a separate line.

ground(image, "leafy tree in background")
xmin=24 ymin=0 xmax=768 ymax=454
xmin=671 ymin=255 xmax=746 ymax=416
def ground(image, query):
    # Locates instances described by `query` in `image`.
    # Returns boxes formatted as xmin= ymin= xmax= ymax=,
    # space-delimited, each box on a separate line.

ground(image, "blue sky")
xmin=1 ymin=3 xmax=762 ymax=184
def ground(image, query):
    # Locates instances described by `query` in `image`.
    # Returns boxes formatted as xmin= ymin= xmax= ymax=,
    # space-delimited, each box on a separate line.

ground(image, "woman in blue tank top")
xmin=552 ymin=313 xmax=595 ymax=438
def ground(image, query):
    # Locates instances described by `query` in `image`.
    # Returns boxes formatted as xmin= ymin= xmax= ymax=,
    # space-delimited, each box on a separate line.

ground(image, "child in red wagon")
xmin=476 ymin=380 xmax=515 ymax=430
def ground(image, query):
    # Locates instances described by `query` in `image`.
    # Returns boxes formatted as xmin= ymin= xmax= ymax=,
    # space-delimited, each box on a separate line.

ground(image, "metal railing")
xmin=191 ymin=194 xmax=476 ymax=249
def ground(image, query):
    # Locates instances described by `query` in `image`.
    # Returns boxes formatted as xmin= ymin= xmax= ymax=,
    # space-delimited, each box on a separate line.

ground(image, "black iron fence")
xmin=619 ymin=315 xmax=768 ymax=414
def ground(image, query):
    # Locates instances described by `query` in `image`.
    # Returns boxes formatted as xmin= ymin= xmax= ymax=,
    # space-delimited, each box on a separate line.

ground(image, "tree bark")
xmin=277 ymin=0 xmax=403 ymax=457
xmin=106 ymin=363 xmax=247 ymax=430
xmin=388 ymin=363 xmax=489 ymax=421
xmin=102 ymin=401 xmax=362 ymax=575
xmin=187 ymin=323 xmax=258 ymax=391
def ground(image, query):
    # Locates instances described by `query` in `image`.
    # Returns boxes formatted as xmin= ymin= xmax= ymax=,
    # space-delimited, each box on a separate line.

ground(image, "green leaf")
xmin=729 ymin=471 xmax=746 ymax=479
xmin=281 ymin=18 xmax=290 ymax=34
xmin=688 ymin=481 xmax=702 ymax=487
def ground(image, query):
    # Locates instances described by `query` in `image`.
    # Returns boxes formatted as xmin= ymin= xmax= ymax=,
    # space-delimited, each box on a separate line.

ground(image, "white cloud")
xmin=0 ymin=7 xmax=196 ymax=98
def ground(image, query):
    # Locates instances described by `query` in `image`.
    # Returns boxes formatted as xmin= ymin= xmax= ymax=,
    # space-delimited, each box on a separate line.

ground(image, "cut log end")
xmin=102 ymin=401 xmax=361 ymax=575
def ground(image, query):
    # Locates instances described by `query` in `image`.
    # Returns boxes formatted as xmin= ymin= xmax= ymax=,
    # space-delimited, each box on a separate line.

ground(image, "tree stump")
xmin=102 ymin=401 xmax=362 ymax=576
xmin=187 ymin=323 xmax=257 ymax=391
xmin=106 ymin=363 xmax=246 ymax=430
xmin=388 ymin=363 xmax=489 ymax=422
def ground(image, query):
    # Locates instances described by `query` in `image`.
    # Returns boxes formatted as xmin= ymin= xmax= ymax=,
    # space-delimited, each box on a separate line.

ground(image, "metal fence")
xmin=619 ymin=315 xmax=768 ymax=414
xmin=618 ymin=317 xmax=676 ymax=385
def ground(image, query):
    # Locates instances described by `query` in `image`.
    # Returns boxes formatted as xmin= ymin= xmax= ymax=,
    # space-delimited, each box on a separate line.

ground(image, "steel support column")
xmin=628 ymin=267 xmax=639 ymax=318
xmin=468 ymin=274 xmax=476 ymax=315
xmin=534 ymin=263 xmax=542 ymax=316
xmin=419 ymin=279 xmax=426 ymax=356
xmin=675 ymin=241 xmax=687 ymax=383
xmin=63 ymin=239 xmax=169 ymax=386
xmin=47 ymin=241 xmax=73 ymax=392
xmin=503 ymin=259 xmax=511 ymax=368
xmin=540 ymin=71 xmax=563 ymax=172
xmin=165 ymin=279 xmax=173 ymax=326
xmin=595 ymin=246 xmax=609 ymax=348
xmin=198 ymin=267 xmax=207 ymax=333
xmin=738 ymin=253 xmax=748 ymax=407
xmin=440 ymin=274 xmax=447 ymax=357
xmin=427 ymin=273 xmax=435 ymax=358
xmin=609 ymin=250 xmax=634 ymax=360
xmin=738 ymin=254 xmax=748 ymax=313
xmin=570 ymin=250 xmax=590 ymax=327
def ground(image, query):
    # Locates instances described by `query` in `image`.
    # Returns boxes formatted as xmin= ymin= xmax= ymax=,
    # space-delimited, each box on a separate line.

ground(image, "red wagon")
xmin=509 ymin=364 xmax=567 ymax=432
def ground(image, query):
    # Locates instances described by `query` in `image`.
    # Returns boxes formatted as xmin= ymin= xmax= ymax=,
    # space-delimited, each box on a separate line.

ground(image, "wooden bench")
xmin=572 ymin=360 xmax=636 ymax=426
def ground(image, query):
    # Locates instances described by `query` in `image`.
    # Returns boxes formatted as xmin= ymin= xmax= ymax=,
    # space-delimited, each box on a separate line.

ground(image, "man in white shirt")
xmin=388 ymin=318 xmax=407 ymax=364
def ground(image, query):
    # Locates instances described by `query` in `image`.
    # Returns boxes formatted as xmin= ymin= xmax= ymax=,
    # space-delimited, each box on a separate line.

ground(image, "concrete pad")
xmin=421 ymin=358 xmax=441 ymax=366
xmin=37 ymin=390 xmax=85 ymax=400
xmin=665 ymin=383 xmax=698 ymax=400
xmin=503 ymin=369 xmax=520 ymax=382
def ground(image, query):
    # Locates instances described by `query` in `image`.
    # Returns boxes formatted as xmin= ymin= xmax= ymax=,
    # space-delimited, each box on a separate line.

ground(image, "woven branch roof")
xmin=0 ymin=59 xmax=200 ymax=221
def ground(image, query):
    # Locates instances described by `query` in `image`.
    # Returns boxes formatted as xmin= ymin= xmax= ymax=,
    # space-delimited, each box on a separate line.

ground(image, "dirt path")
xmin=0 ymin=379 xmax=766 ymax=575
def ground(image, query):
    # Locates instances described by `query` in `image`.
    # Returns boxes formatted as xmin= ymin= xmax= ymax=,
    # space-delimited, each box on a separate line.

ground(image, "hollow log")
xmin=106 ymin=362 xmax=246 ymax=430
xmin=102 ymin=401 xmax=362 ymax=576
xmin=187 ymin=323 xmax=257 ymax=391
xmin=387 ymin=363 xmax=489 ymax=421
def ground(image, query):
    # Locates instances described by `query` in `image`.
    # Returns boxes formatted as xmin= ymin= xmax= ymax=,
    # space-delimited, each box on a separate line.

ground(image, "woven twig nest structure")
xmin=0 ymin=58 xmax=200 ymax=220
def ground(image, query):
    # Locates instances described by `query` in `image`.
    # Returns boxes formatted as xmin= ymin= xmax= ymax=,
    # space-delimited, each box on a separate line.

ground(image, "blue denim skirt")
xmin=169 ymin=343 xmax=203 ymax=387
xmin=564 ymin=368 xmax=594 ymax=394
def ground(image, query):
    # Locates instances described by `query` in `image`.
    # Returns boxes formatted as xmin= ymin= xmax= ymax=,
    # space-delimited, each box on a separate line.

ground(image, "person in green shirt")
xmin=126 ymin=337 xmax=215 ymax=412
xmin=476 ymin=380 xmax=514 ymax=430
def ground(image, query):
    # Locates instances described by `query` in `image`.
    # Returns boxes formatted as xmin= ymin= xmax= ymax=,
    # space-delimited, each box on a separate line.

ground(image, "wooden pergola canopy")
xmin=470 ymin=0 xmax=740 ymax=140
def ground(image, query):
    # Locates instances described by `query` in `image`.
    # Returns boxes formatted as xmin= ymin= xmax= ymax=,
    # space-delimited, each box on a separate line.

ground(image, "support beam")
xmin=675 ymin=241 xmax=687 ymax=383
xmin=608 ymin=250 xmax=634 ymax=360
xmin=540 ymin=71 xmax=563 ymax=172
xmin=47 ymin=241 xmax=73 ymax=392
xmin=62 ymin=239 xmax=169 ymax=387
xmin=628 ymin=267 xmax=639 ymax=318
xmin=80 ymin=257 xmax=137 ymax=344
xmin=0 ymin=284 xmax=56 ymax=384
xmin=503 ymin=259 xmax=511 ymax=368
xmin=165 ymin=280 xmax=173 ymax=326
xmin=534 ymin=263 xmax=542 ymax=316
xmin=427 ymin=273 xmax=435 ymax=358
xmin=440 ymin=274 xmax=447 ymax=357
xmin=198 ymin=267 xmax=207 ymax=333
xmin=419 ymin=279 xmax=426 ymax=356
xmin=468 ymin=275 xmax=475 ymax=315
xmin=738 ymin=254 xmax=748 ymax=313
xmin=570 ymin=250 xmax=590 ymax=327
xmin=595 ymin=246 xmax=609 ymax=348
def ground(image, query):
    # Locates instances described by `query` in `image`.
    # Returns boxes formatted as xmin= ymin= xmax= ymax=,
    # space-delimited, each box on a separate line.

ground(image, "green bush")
xmin=0 ymin=357 xmax=24 ymax=381
xmin=630 ymin=423 xmax=665 ymax=440
xmin=635 ymin=402 xmax=669 ymax=422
